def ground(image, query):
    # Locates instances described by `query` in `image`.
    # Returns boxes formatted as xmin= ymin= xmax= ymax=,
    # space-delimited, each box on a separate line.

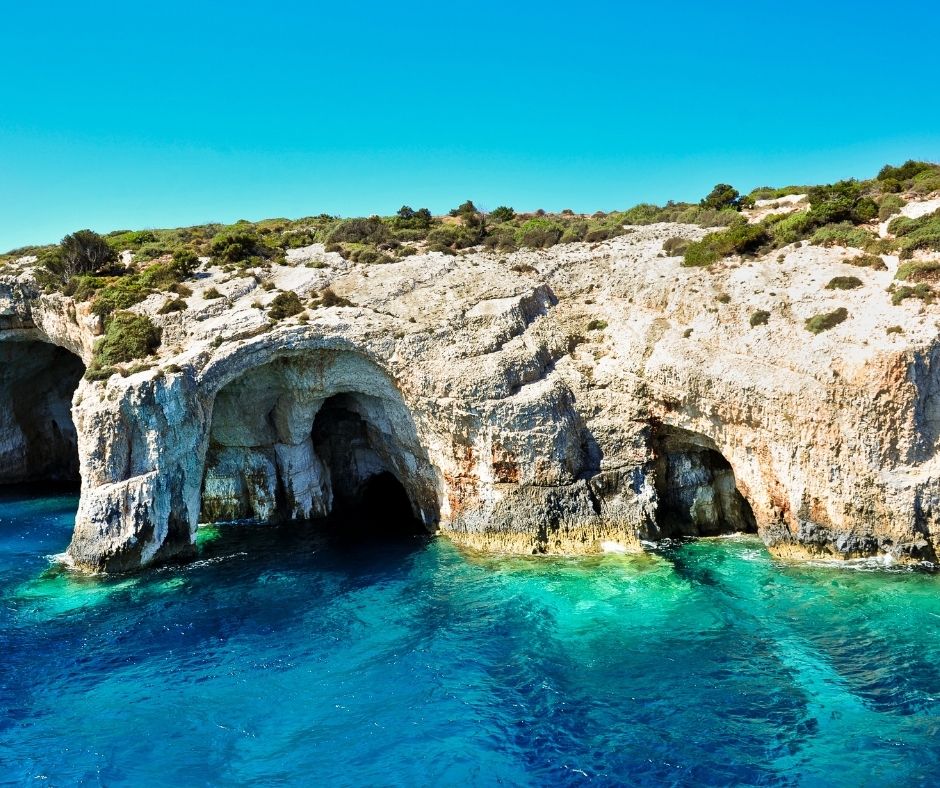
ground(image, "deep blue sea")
xmin=1 ymin=488 xmax=939 ymax=786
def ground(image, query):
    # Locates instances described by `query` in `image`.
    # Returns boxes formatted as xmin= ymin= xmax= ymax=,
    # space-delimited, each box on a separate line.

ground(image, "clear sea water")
xmin=1 ymin=488 xmax=939 ymax=787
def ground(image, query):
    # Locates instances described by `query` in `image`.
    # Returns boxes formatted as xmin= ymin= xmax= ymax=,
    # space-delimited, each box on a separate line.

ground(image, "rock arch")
xmin=0 ymin=339 xmax=85 ymax=484
xmin=648 ymin=423 xmax=757 ymax=538
xmin=198 ymin=350 xmax=441 ymax=537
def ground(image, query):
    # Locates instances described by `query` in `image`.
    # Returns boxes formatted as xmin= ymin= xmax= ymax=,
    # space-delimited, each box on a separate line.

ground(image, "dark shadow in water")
xmin=0 ymin=481 xmax=80 ymax=500
xmin=200 ymin=470 xmax=429 ymax=567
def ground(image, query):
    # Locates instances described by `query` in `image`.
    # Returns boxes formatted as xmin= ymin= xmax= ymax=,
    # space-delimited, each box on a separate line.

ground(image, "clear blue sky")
xmin=2 ymin=1 xmax=938 ymax=251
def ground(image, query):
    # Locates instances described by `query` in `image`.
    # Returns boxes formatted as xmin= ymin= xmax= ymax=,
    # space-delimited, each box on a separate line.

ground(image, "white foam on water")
xmin=599 ymin=540 xmax=630 ymax=554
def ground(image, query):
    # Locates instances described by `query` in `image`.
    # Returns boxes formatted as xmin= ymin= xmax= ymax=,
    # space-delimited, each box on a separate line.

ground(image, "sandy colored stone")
xmin=2 ymin=208 xmax=940 ymax=571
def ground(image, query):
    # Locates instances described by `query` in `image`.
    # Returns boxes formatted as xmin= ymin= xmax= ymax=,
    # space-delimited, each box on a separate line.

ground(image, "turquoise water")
xmin=1 ymin=489 xmax=939 ymax=786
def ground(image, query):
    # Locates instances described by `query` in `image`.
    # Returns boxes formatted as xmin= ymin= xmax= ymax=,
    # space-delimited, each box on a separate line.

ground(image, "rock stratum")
xmin=3 ymin=214 xmax=940 ymax=572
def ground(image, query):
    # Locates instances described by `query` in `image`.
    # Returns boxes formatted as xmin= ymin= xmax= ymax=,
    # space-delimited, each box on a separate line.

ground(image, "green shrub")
xmin=662 ymin=237 xmax=690 ymax=256
xmin=764 ymin=210 xmax=817 ymax=246
xmin=895 ymin=259 xmax=940 ymax=282
xmin=886 ymin=325 xmax=904 ymax=335
xmin=826 ymin=276 xmax=863 ymax=290
xmin=84 ymin=366 xmax=119 ymax=382
xmin=268 ymin=290 xmax=303 ymax=320
xmin=41 ymin=229 xmax=118 ymax=284
xmin=700 ymin=184 xmax=740 ymax=211
xmin=449 ymin=200 xmax=478 ymax=218
xmin=877 ymin=160 xmax=934 ymax=183
xmin=716 ymin=292 xmax=731 ymax=304
xmin=428 ymin=242 xmax=457 ymax=256
xmin=587 ymin=319 xmax=608 ymax=331
xmin=877 ymin=194 xmax=906 ymax=221
xmin=560 ymin=222 xmax=588 ymax=244
xmin=106 ymin=229 xmax=157 ymax=250
xmin=210 ymin=228 xmax=268 ymax=264
xmin=891 ymin=283 xmax=933 ymax=305
xmin=427 ymin=223 xmax=482 ymax=250
xmin=394 ymin=206 xmax=432 ymax=230
xmin=519 ymin=218 xmax=564 ymax=249
xmin=87 ymin=261 xmax=187 ymax=317
xmin=696 ymin=208 xmax=745 ymax=228
xmin=158 ymin=298 xmax=187 ymax=314
xmin=750 ymin=309 xmax=770 ymax=327
xmin=92 ymin=312 xmax=161 ymax=367
xmin=888 ymin=209 xmax=940 ymax=258
xmin=682 ymin=223 xmax=769 ymax=266
xmin=489 ymin=206 xmax=515 ymax=222
xmin=810 ymin=223 xmax=873 ymax=249
xmin=847 ymin=253 xmax=887 ymax=270
xmin=621 ymin=203 xmax=669 ymax=225
xmin=170 ymin=249 xmax=200 ymax=278
xmin=350 ymin=248 xmax=393 ymax=265
xmin=912 ymin=169 xmax=940 ymax=195
xmin=483 ymin=228 xmax=518 ymax=251
xmin=318 ymin=287 xmax=353 ymax=308
xmin=805 ymin=307 xmax=848 ymax=334
xmin=203 ymin=287 xmax=223 ymax=299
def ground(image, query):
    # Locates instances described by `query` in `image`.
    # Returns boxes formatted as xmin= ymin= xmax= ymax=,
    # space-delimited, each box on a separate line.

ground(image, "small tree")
xmin=700 ymin=184 xmax=741 ymax=211
xmin=490 ymin=206 xmax=515 ymax=222
xmin=43 ymin=229 xmax=117 ymax=283
xmin=268 ymin=290 xmax=304 ymax=320
xmin=449 ymin=200 xmax=478 ymax=217
xmin=170 ymin=249 xmax=199 ymax=279
xmin=93 ymin=312 xmax=162 ymax=366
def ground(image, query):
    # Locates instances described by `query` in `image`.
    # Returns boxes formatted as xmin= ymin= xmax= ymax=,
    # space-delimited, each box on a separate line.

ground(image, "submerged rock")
xmin=2 ymin=224 xmax=940 ymax=571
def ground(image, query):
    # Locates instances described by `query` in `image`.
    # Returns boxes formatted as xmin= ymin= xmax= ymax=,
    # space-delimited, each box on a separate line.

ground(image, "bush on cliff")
xmin=749 ymin=309 xmax=770 ymax=326
xmin=700 ymin=184 xmax=741 ymax=211
xmin=267 ymin=290 xmax=304 ymax=320
xmin=805 ymin=307 xmax=848 ymax=334
xmin=888 ymin=209 xmax=940 ymax=259
xmin=40 ymin=230 xmax=118 ymax=285
xmin=518 ymin=218 xmax=565 ymax=249
xmin=489 ymin=206 xmax=515 ymax=222
xmin=825 ymin=276 xmax=863 ymax=290
xmin=327 ymin=217 xmax=390 ymax=246
xmin=683 ymin=223 xmax=769 ymax=266
xmin=89 ymin=312 xmax=162 ymax=374
xmin=891 ymin=283 xmax=933 ymax=305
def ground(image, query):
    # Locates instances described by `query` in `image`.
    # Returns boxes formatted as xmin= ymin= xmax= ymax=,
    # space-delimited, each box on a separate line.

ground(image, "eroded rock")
xmin=2 ymin=222 xmax=940 ymax=571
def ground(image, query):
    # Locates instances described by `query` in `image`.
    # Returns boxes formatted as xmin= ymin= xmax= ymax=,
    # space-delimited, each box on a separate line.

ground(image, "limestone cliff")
xmin=3 ymin=216 xmax=940 ymax=571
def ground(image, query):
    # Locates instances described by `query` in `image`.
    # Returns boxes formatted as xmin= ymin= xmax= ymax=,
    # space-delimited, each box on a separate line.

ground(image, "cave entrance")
xmin=0 ymin=340 xmax=85 ymax=486
xmin=312 ymin=395 xmax=425 ymax=540
xmin=199 ymin=354 xmax=440 ymax=544
xmin=651 ymin=424 xmax=756 ymax=538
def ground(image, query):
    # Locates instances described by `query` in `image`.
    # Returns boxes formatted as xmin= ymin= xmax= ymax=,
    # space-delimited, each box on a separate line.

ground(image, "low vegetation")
xmin=890 ymin=283 xmax=933 ymax=305
xmin=825 ymin=276 xmax=863 ymax=290
xmin=846 ymin=253 xmax=887 ymax=270
xmin=895 ymin=259 xmax=940 ymax=282
xmin=683 ymin=223 xmax=768 ymax=267
xmin=888 ymin=209 xmax=940 ymax=259
xmin=749 ymin=310 xmax=770 ymax=327
xmin=86 ymin=312 xmax=162 ymax=379
xmin=805 ymin=307 xmax=848 ymax=334
xmin=268 ymin=291 xmax=304 ymax=320
xmin=7 ymin=161 xmax=938 ymax=314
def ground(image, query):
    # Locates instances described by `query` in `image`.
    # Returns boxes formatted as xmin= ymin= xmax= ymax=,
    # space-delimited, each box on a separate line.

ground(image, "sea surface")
xmin=1 ymin=488 xmax=939 ymax=786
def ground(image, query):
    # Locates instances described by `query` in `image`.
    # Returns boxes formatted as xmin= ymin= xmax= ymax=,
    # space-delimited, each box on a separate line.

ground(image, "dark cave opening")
xmin=312 ymin=396 xmax=426 ymax=541
xmin=0 ymin=341 xmax=85 ymax=486
xmin=199 ymin=359 xmax=438 ymax=546
xmin=326 ymin=471 xmax=425 ymax=542
xmin=651 ymin=425 xmax=757 ymax=539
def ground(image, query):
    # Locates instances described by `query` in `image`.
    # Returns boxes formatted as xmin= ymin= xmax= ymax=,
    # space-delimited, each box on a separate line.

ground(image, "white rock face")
xmin=3 ymin=220 xmax=940 ymax=571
